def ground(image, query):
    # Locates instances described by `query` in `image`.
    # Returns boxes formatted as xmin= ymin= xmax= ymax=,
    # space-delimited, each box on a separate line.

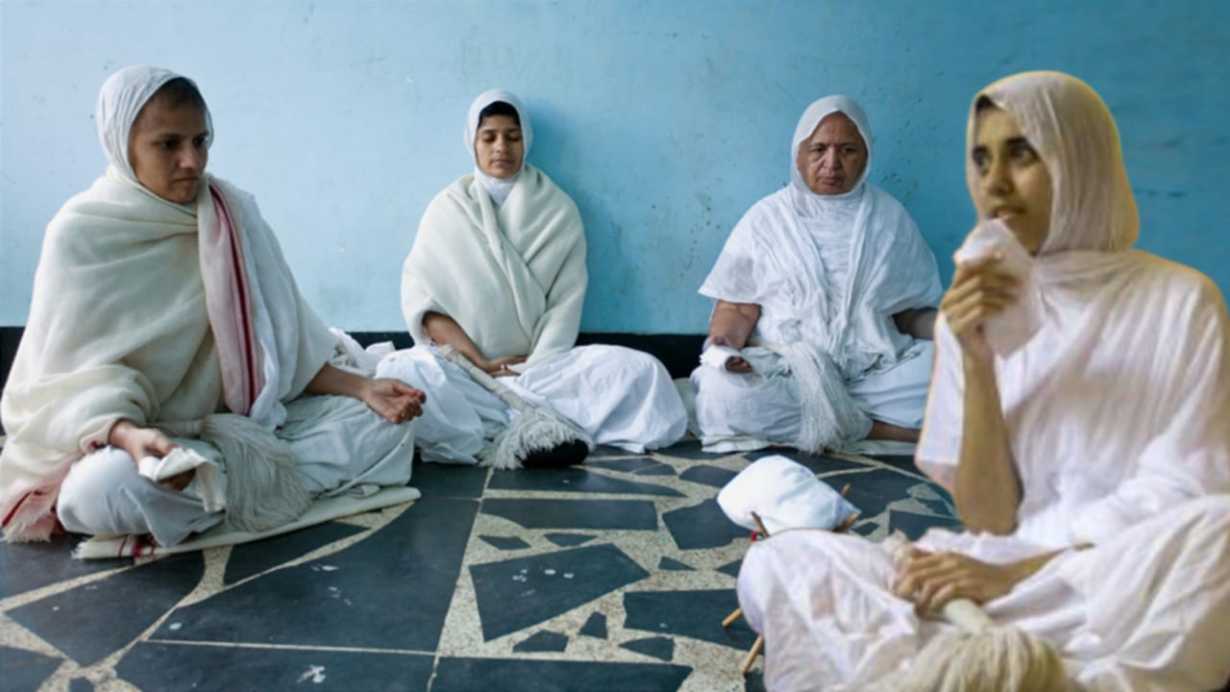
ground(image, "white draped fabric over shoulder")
xmin=393 ymin=89 xmax=686 ymax=460
xmin=737 ymin=72 xmax=1230 ymax=691
xmin=692 ymin=94 xmax=941 ymax=453
xmin=0 ymin=66 xmax=414 ymax=545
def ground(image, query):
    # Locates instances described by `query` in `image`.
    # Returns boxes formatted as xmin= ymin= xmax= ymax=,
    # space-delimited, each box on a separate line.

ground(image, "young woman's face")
xmin=795 ymin=112 xmax=868 ymax=195
xmin=474 ymin=114 xmax=524 ymax=179
xmin=970 ymin=106 xmax=1053 ymax=254
xmin=128 ymin=97 xmax=210 ymax=204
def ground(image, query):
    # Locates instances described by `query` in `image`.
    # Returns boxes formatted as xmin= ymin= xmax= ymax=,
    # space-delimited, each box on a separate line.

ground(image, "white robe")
xmin=399 ymin=90 xmax=686 ymax=458
xmin=736 ymin=72 xmax=1230 ymax=692
xmin=693 ymin=96 xmax=941 ymax=452
xmin=0 ymin=65 xmax=414 ymax=543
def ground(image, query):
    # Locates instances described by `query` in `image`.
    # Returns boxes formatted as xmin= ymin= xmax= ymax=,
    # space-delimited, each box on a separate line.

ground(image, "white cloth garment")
xmin=397 ymin=89 xmax=687 ymax=457
xmin=465 ymin=89 xmax=534 ymax=206
xmin=402 ymin=90 xmax=583 ymax=365
xmin=693 ymin=95 xmax=941 ymax=452
xmin=0 ymin=65 xmax=412 ymax=543
xmin=737 ymin=72 xmax=1230 ymax=691
xmin=377 ymin=344 xmax=685 ymax=459
xmin=57 ymin=395 xmax=414 ymax=547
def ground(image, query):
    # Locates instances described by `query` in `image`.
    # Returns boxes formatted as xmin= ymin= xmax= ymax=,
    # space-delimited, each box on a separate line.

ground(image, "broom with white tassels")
xmin=437 ymin=345 xmax=591 ymax=469
xmin=886 ymin=535 xmax=1071 ymax=692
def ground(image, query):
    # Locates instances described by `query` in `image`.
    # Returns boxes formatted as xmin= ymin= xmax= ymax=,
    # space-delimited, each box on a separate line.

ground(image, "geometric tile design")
xmin=0 ymin=442 xmax=959 ymax=690
xmin=470 ymin=544 xmax=649 ymax=641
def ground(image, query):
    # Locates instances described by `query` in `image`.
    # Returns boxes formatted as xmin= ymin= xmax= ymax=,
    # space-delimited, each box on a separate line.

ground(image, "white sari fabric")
xmin=738 ymin=72 xmax=1230 ymax=691
xmin=394 ymin=90 xmax=686 ymax=457
xmin=0 ymin=66 xmax=412 ymax=543
xmin=693 ymin=95 xmax=941 ymax=452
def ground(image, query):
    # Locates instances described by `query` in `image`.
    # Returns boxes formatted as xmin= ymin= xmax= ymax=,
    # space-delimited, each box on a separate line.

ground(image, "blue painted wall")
xmin=2 ymin=1 xmax=1227 ymax=333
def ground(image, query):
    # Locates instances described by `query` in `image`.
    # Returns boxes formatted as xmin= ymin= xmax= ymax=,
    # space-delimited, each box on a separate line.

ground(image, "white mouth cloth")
xmin=137 ymin=448 xmax=225 ymax=513
xmin=953 ymin=219 xmax=1043 ymax=357
xmin=717 ymin=454 xmax=858 ymax=534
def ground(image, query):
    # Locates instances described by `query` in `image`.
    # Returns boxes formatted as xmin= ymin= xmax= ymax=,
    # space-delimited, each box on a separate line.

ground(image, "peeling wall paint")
xmin=2 ymin=1 xmax=1227 ymax=333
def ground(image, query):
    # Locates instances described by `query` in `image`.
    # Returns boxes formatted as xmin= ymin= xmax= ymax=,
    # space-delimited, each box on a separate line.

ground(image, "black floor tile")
xmin=0 ymin=533 xmax=126 ymax=599
xmin=154 ymin=497 xmax=477 ymax=652
xmin=7 ymin=552 xmax=203 ymax=665
xmin=679 ymin=465 xmax=738 ymax=488
xmin=586 ymin=457 xmax=677 ymax=477
xmin=2 ymin=646 xmax=62 ymax=692
xmin=479 ymin=535 xmax=531 ymax=551
xmin=869 ymin=454 xmax=923 ymax=474
xmin=819 ymin=469 xmax=927 ymax=521
xmin=621 ymin=636 xmax=674 ymax=661
xmin=224 ymin=521 xmax=365 ymax=584
xmin=624 ymin=589 xmax=757 ymax=649
xmin=67 ymin=678 xmax=94 ymax=692
xmin=481 ymin=499 xmax=658 ymax=531
xmin=411 ymin=460 xmax=488 ymax=498
xmin=717 ymin=559 xmax=742 ymax=578
xmin=578 ymin=612 xmax=607 ymax=639
xmin=470 ymin=544 xmax=649 ymax=641
xmin=662 ymin=499 xmax=746 ymax=550
xmin=889 ymin=510 xmax=963 ymax=540
xmin=487 ymin=467 xmax=682 ymax=497
xmin=746 ymin=671 xmax=768 ymax=691
xmin=431 ymin=657 xmax=691 ymax=692
xmin=512 ymin=630 xmax=569 ymax=652
xmin=658 ymin=557 xmax=694 ymax=571
xmin=543 ymin=532 xmax=596 ymax=547
xmin=118 ymin=642 xmax=432 ymax=691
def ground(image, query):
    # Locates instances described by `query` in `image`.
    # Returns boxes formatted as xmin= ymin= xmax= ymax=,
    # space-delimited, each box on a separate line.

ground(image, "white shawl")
xmin=0 ymin=66 xmax=335 ymax=541
xmin=701 ymin=95 xmax=941 ymax=378
xmin=700 ymin=96 xmax=940 ymax=450
xmin=917 ymin=72 xmax=1230 ymax=549
xmin=402 ymin=90 xmax=586 ymax=363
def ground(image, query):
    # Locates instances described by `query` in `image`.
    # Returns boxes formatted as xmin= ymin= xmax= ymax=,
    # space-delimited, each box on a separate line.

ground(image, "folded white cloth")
xmin=717 ymin=454 xmax=858 ymax=534
xmin=136 ymin=448 xmax=225 ymax=513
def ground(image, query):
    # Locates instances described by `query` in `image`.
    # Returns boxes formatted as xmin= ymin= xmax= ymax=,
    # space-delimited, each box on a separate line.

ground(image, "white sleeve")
xmin=914 ymin=314 xmax=964 ymax=491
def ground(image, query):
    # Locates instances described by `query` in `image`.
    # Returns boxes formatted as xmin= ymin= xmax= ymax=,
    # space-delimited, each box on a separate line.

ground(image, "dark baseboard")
xmin=0 ymin=326 xmax=705 ymax=433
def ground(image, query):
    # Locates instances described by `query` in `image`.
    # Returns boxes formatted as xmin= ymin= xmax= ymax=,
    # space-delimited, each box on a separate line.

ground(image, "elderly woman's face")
xmin=474 ymin=114 xmax=524 ymax=179
xmin=795 ymin=112 xmax=868 ymax=195
xmin=971 ymin=106 xmax=1053 ymax=254
xmin=128 ymin=96 xmax=209 ymax=204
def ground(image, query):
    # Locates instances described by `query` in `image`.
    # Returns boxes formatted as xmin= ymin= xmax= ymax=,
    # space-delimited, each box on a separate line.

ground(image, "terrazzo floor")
xmin=1 ymin=441 xmax=961 ymax=692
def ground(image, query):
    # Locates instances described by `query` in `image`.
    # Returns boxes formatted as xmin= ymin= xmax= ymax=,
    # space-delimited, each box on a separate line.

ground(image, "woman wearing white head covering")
xmin=735 ymin=72 xmax=1230 ymax=691
xmin=387 ymin=89 xmax=687 ymax=464
xmin=0 ymin=66 xmax=424 ymax=546
xmin=691 ymin=95 xmax=942 ymax=454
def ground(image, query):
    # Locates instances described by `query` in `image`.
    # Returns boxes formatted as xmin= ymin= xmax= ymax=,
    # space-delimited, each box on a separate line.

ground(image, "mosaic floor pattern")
xmin=0 ymin=442 xmax=960 ymax=691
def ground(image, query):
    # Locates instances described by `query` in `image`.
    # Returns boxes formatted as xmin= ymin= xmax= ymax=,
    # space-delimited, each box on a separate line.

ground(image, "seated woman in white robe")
xmin=385 ymin=90 xmax=687 ymax=466
xmin=692 ymin=96 xmax=942 ymax=454
xmin=0 ymin=66 xmax=425 ymax=547
xmin=736 ymin=72 xmax=1230 ymax=691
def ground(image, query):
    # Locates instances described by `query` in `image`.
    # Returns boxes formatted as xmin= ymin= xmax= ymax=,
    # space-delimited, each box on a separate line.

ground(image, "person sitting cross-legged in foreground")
xmin=0 ymin=66 xmax=425 ymax=547
xmin=735 ymin=71 xmax=1230 ymax=692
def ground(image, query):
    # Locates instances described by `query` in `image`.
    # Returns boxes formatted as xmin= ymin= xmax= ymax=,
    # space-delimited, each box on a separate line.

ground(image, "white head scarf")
xmin=789 ymin=95 xmax=873 ymax=205
xmin=95 ymin=65 xmax=213 ymax=192
xmin=465 ymin=89 xmax=533 ymax=206
xmin=969 ymin=71 xmax=1139 ymax=255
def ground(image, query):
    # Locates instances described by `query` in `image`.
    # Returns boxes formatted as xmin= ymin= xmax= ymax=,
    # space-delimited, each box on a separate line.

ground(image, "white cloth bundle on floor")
xmin=717 ymin=455 xmax=858 ymax=534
